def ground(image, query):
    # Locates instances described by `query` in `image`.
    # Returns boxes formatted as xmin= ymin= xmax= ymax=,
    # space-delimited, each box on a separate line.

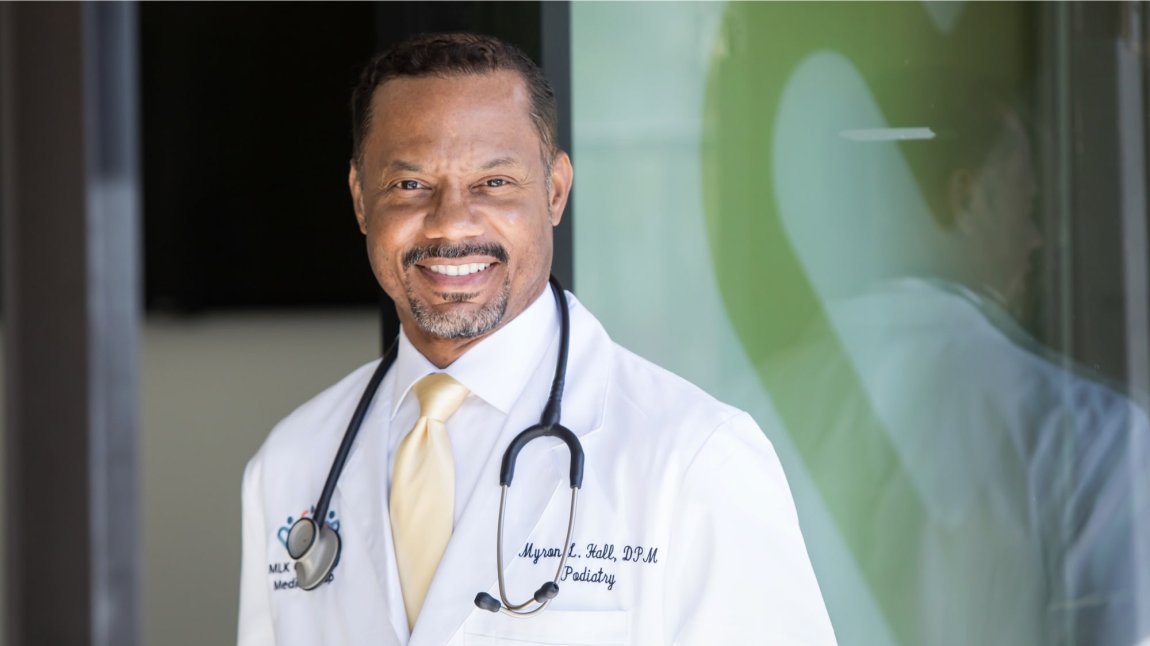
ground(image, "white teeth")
xmin=428 ymin=262 xmax=490 ymax=277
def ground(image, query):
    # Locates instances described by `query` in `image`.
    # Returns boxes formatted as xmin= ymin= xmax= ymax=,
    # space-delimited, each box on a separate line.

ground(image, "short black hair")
xmin=872 ymin=70 xmax=1023 ymax=228
xmin=350 ymin=32 xmax=558 ymax=168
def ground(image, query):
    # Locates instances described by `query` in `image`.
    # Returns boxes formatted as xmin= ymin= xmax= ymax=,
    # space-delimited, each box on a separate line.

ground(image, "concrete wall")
xmin=140 ymin=310 xmax=377 ymax=646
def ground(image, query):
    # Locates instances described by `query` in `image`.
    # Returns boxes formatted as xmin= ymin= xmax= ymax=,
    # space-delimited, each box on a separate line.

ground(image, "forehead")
xmin=364 ymin=71 xmax=538 ymax=160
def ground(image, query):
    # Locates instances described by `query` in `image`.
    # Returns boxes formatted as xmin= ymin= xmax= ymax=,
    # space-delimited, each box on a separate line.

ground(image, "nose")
xmin=424 ymin=184 xmax=483 ymax=240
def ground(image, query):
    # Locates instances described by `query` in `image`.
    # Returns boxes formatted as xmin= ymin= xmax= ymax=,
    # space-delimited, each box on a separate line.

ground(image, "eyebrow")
xmin=386 ymin=160 xmax=423 ymax=173
xmin=478 ymin=156 xmax=519 ymax=171
xmin=383 ymin=156 xmax=522 ymax=174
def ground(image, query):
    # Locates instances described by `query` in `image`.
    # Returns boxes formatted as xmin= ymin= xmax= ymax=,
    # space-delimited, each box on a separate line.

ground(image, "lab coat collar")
xmin=389 ymin=285 xmax=559 ymax=417
xmin=408 ymin=293 xmax=613 ymax=646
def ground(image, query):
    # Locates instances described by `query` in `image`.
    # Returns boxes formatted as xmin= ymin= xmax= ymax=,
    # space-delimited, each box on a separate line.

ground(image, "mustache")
xmin=403 ymin=243 xmax=509 ymax=268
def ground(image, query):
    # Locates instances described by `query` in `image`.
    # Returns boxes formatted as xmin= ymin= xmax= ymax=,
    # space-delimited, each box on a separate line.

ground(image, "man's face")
xmin=349 ymin=71 xmax=572 ymax=348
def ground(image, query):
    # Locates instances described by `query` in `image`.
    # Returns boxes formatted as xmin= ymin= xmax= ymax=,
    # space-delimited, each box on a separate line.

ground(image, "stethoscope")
xmin=285 ymin=276 xmax=584 ymax=619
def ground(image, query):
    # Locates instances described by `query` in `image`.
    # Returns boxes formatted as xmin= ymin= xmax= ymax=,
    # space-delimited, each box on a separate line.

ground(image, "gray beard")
xmin=405 ymin=275 xmax=511 ymax=339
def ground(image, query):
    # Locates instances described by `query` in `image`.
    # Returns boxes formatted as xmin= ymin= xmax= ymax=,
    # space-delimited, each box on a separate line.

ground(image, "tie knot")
xmin=412 ymin=373 xmax=469 ymax=422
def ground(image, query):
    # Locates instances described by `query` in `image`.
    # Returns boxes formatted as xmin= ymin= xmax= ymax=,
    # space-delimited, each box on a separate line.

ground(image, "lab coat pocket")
xmin=463 ymin=609 xmax=629 ymax=646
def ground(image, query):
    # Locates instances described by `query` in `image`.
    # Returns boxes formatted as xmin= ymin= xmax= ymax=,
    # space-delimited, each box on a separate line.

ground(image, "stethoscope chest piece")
xmin=287 ymin=517 xmax=341 ymax=590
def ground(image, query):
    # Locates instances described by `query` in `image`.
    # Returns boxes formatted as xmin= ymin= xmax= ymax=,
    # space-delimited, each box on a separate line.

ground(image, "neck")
xmin=405 ymin=327 xmax=489 ymax=369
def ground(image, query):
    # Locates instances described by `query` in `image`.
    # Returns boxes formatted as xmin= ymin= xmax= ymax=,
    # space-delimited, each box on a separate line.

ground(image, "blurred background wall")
xmin=140 ymin=313 xmax=376 ymax=646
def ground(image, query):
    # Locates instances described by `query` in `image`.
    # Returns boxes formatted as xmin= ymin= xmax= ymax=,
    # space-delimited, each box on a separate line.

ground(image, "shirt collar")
xmin=389 ymin=286 xmax=559 ymax=418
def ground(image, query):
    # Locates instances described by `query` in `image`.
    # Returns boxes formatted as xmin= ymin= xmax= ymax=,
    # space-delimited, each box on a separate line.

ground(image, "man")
xmin=238 ymin=33 xmax=835 ymax=646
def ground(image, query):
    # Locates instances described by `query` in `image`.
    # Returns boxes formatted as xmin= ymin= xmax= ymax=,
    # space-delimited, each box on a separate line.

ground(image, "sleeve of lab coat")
xmin=237 ymin=456 xmax=276 ymax=646
xmin=1059 ymin=400 xmax=1150 ymax=646
xmin=664 ymin=412 xmax=837 ymax=645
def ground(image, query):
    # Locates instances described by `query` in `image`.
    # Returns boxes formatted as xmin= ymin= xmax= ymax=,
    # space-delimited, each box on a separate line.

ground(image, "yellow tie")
xmin=390 ymin=373 xmax=469 ymax=630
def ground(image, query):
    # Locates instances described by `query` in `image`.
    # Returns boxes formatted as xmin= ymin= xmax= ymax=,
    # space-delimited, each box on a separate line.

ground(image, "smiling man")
xmin=238 ymin=33 xmax=835 ymax=646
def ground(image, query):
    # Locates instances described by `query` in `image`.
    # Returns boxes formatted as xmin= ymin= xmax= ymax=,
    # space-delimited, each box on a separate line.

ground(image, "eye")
xmin=483 ymin=178 xmax=508 ymax=188
xmin=395 ymin=179 xmax=423 ymax=190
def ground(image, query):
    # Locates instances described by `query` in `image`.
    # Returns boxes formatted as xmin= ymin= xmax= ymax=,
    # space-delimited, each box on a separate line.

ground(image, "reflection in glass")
xmin=705 ymin=3 xmax=1150 ymax=645
xmin=572 ymin=2 xmax=1150 ymax=644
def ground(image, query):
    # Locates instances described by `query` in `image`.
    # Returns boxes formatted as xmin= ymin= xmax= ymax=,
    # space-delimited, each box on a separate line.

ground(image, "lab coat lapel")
xmin=333 ymin=394 xmax=404 ymax=646
xmin=409 ymin=296 xmax=613 ymax=646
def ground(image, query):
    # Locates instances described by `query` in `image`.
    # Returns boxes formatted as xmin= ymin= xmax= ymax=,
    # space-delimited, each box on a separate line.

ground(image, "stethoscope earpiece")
xmin=534 ymin=581 xmax=559 ymax=602
xmin=287 ymin=517 xmax=341 ymax=590
xmin=475 ymin=592 xmax=501 ymax=613
xmin=474 ymin=580 xmax=559 ymax=613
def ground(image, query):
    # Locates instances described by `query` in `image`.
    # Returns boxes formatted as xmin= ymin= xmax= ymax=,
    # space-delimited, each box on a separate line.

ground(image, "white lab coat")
xmin=238 ymin=294 xmax=836 ymax=646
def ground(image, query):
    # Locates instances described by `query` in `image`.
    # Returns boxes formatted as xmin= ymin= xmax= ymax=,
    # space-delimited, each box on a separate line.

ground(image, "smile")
xmin=426 ymin=262 xmax=491 ymax=277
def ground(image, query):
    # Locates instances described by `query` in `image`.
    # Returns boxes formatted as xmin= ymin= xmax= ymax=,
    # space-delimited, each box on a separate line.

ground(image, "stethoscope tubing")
xmin=493 ymin=486 xmax=579 ymax=615
xmin=315 ymin=275 xmax=573 ymax=526
xmin=290 ymin=276 xmax=585 ymax=616
xmin=314 ymin=340 xmax=397 ymax=527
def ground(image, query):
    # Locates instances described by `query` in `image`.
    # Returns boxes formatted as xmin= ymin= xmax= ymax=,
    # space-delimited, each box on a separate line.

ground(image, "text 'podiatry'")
xmin=518 ymin=541 xmax=662 ymax=592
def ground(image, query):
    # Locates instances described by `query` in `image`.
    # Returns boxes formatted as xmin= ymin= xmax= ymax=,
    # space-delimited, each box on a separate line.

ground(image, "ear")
xmin=349 ymin=161 xmax=368 ymax=234
xmin=947 ymin=168 xmax=976 ymax=231
xmin=547 ymin=151 xmax=574 ymax=227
